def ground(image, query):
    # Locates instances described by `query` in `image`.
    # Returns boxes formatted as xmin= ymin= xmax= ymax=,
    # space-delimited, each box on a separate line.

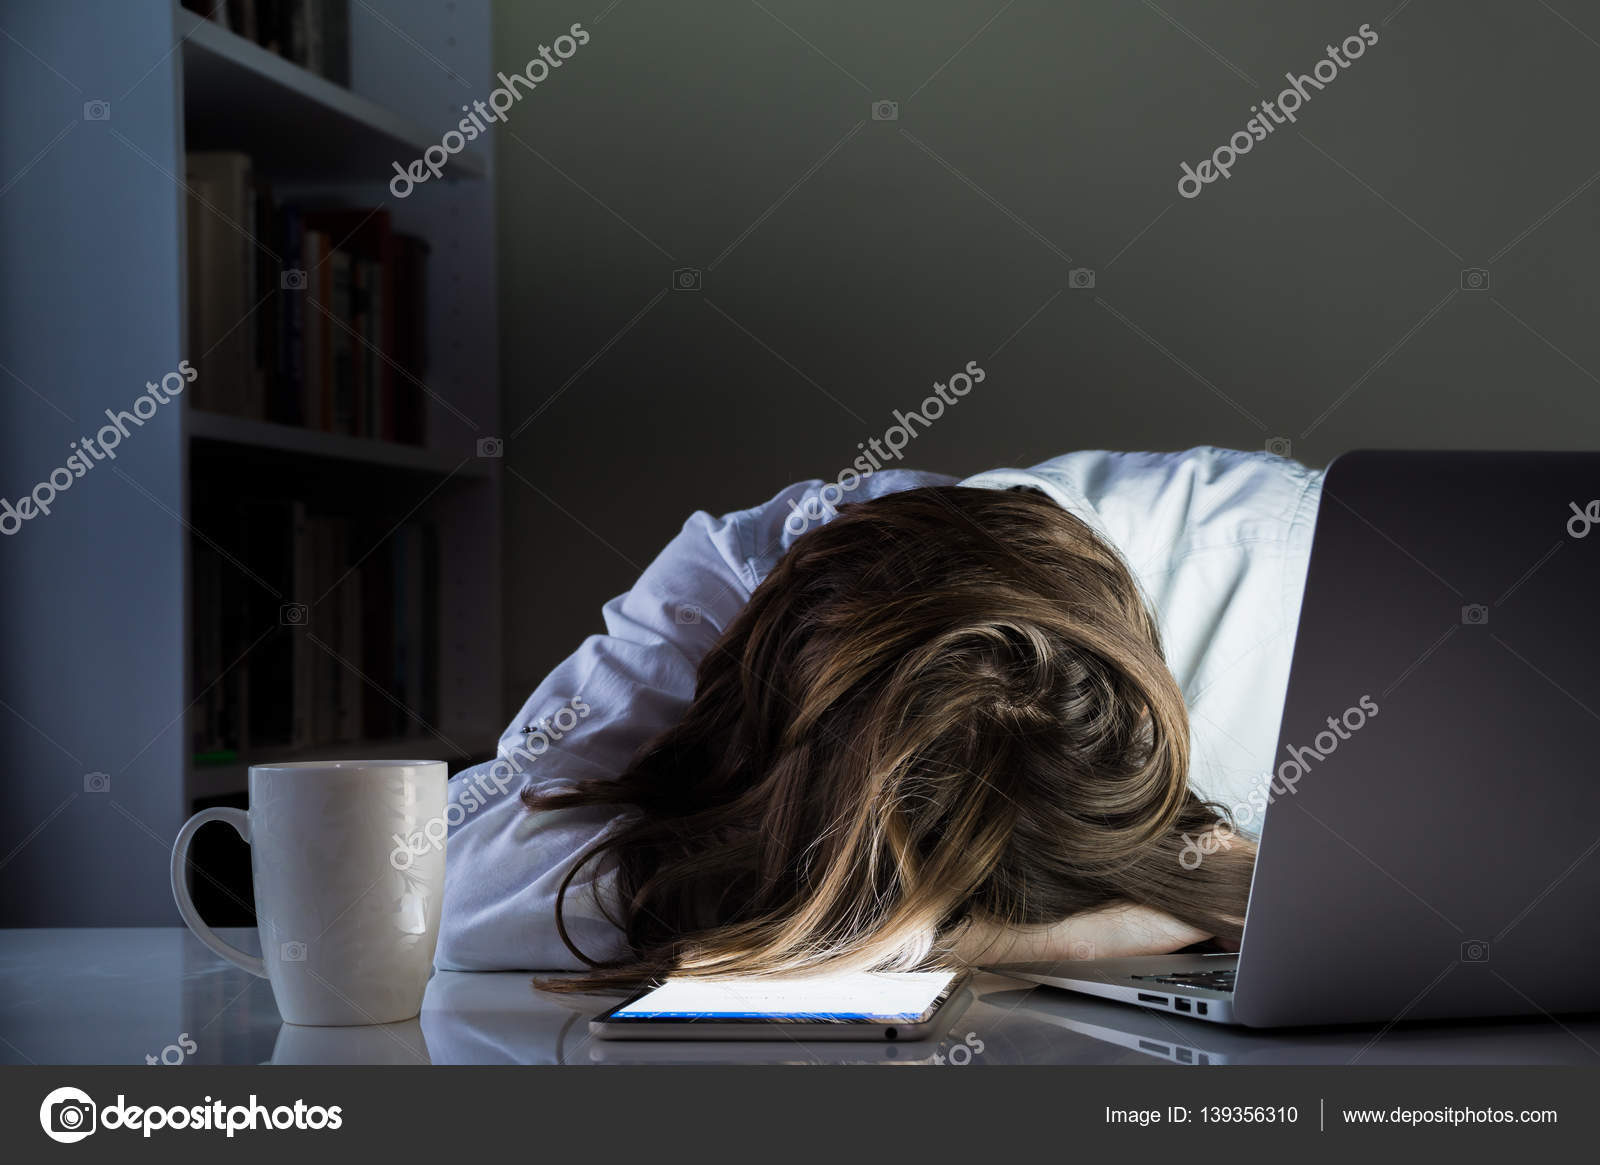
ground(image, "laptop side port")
xmin=1174 ymin=998 xmax=1192 ymax=1013
xmin=1196 ymin=1002 xmax=1208 ymax=1016
xmin=1136 ymin=992 xmax=1168 ymax=1005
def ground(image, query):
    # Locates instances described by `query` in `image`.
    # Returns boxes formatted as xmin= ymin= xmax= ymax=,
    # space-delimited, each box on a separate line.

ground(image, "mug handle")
xmin=170 ymin=807 xmax=267 ymax=977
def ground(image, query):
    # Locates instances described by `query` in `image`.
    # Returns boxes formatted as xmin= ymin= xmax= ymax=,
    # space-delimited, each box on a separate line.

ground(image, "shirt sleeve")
xmin=434 ymin=504 xmax=756 ymax=971
xmin=433 ymin=470 xmax=955 ymax=970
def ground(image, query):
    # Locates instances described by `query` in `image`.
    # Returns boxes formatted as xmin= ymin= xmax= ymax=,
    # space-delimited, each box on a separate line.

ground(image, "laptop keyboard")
xmin=1132 ymin=969 xmax=1236 ymax=993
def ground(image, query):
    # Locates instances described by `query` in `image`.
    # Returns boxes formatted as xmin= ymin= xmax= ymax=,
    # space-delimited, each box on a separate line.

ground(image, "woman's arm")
xmin=436 ymin=471 xmax=957 ymax=971
xmin=953 ymin=831 xmax=1255 ymax=966
xmin=435 ymin=506 xmax=754 ymax=971
xmin=952 ymin=903 xmax=1213 ymax=966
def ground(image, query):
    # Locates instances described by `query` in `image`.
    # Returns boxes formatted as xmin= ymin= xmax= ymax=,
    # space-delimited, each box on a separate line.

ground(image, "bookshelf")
xmin=188 ymin=410 xmax=495 ymax=478
xmin=0 ymin=0 xmax=502 ymax=926
xmin=177 ymin=7 xmax=487 ymax=181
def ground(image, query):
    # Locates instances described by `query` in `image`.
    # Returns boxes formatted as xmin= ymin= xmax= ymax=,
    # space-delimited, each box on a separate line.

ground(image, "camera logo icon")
xmin=280 ymin=602 xmax=309 ymax=626
xmin=1265 ymin=437 xmax=1293 ymax=458
xmin=476 ymin=436 xmax=504 ymax=458
xmin=1460 ymin=267 xmax=1490 ymax=291
xmin=1067 ymin=939 xmax=1097 ymax=960
xmin=672 ymin=266 xmax=702 ymax=292
xmin=1068 ymin=267 xmax=1096 ymax=289
xmin=1460 ymin=939 xmax=1490 ymax=963
xmin=674 ymin=604 xmax=702 ymax=625
xmin=871 ymin=99 xmax=899 ymax=121
xmin=40 ymin=1086 xmax=97 ymax=1143
xmin=1461 ymin=603 xmax=1489 ymax=626
xmin=82 ymin=100 xmax=111 ymax=122
xmin=281 ymin=268 xmax=308 ymax=290
xmin=83 ymin=771 xmax=111 ymax=794
xmin=280 ymin=940 xmax=307 ymax=962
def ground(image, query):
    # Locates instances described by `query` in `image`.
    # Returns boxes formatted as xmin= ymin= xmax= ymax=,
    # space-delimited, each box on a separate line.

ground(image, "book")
xmin=328 ymin=249 xmax=354 ymax=434
xmin=300 ymin=0 xmax=324 ymax=77
xmin=251 ymin=172 xmax=276 ymax=419
xmin=290 ymin=500 xmax=313 ymax=747
xmin=284 ymin=0 xmax=310 ymax=68
xmin=361 ymin=533 xmax=395 ymax=739
xmin=392 ymin=233 xmax=430 ymax=445
xmin=336 ymin=547 xmax=362 ymax=740
xmin=300 ymin=209 xmax=400 ymax=438
xmin=300 ymin=228 xmax=327 ymax=430
xmin=190 ymin=502 xmax=440 ymax=752
xmin=322 ymin=0 xmax=350 ymax=86
xmin=227 ymin=0 xmax=258 ymax=42
xmin=276 ymin=206 xmax=305 ymax=425
xmin=255 ymin=0 xmax=284 ymax=54
xmin=349 ymin=258 xmax=370 ymax=438
xmin=357 ymin=258 xmax=382 ymax=437
xmin=186 ymin=151 xmax=262 ymax=417
xmin=184 ymin=174 xmax=214 ymax=406
xmin=185 ymin=183 xmax=427 ymax=442
xmin=316 ymin=233 xmax=333 ymax=430
xmin=237 ymin=499 xmax=299 ymax=746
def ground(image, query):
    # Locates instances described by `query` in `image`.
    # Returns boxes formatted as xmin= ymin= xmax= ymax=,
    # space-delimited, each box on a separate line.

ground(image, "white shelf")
xmin=0 ymin=1 xmax=502 ymax=927
xmin=188 ymin=409 xmax=493 ymax=477
xmin=178 ymin=7 xmax=486 ymax=181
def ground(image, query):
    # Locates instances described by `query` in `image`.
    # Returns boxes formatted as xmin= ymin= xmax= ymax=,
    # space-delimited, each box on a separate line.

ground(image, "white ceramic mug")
xmin=170 ymin=760 xmax=448 ymax=1026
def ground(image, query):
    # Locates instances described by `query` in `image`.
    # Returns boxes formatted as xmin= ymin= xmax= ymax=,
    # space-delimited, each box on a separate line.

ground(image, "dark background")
xmin=493 ymin=0 xmax=1600 ymax=707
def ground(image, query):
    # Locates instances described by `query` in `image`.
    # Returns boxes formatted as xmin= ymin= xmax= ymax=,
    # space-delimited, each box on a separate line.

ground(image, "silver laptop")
xmin=993 ymin=451 xmax=1600 ymax=1026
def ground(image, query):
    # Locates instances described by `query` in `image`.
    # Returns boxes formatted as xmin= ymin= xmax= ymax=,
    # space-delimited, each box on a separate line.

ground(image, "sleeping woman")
xmin=435 ymin=446 xmax=1324 ymax=990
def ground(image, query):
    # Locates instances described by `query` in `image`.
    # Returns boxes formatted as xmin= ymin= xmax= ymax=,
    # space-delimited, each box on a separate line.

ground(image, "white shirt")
xmin=435 ymin=447 xmax=1324 ymax=970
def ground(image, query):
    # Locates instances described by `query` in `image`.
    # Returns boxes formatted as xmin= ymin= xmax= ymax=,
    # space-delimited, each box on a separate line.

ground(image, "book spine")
xmin=184 ymin=172 xmax=211 ymax=403
xmin=349 ymin=258 xmax=368 ymax=438
xmin=302 ymin=0 xmax=324 ymax=76
xmin=317 ymin=237 xmax=333 ymax=431
xmin=361 ymin=258 xmax=382 ymax=439
xmin=280 ymin=208 xmax=304 ymax=425
xmin=329 ymin=251 xmax=353 ymax=434
xmin=322 ymin=0 xmax=349 ymax=85
xmin=338 ymin=543 xmax=361 ymax=741
xmin=290 ymin=501 xmax=312 ymax=748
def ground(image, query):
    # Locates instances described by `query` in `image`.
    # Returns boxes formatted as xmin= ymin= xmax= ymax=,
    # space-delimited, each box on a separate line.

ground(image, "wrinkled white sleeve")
xmin=435 ymin=470 xmax=955 ymax=970
xmin=434 ymin=505 xmax=755 ymax=971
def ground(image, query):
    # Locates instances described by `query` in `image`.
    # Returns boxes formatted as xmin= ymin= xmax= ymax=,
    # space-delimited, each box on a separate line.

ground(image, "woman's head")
xmin=528 ymin=485 xmax=1250 ymax=988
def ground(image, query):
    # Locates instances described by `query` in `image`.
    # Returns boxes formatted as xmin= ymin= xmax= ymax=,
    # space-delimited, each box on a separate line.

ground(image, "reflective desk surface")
xmin=3 ymin=929 xmax=1598 ymax=1066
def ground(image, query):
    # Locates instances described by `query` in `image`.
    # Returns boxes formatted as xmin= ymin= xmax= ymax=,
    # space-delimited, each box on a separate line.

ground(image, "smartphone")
xmin=589 ymin=968 xmax=972 ymax=1041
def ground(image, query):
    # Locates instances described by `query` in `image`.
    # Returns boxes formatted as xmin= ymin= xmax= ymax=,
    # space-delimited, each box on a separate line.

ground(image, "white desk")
xmin=3 ymin=928 xmax=1598 ymax=1065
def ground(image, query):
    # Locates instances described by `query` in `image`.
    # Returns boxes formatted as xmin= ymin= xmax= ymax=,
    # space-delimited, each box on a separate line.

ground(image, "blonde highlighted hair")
xmin=527 ymin=486 xmax=1250 ymax=990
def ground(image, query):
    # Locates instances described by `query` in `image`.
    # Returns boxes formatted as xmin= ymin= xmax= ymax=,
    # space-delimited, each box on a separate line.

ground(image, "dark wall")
xmin=493 ymin=0 xmax=1600 ymax=706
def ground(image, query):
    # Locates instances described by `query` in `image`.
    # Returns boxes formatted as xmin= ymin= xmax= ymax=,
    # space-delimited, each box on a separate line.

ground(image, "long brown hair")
xmin=526 ymin=485 xmax=1251 ymax=990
